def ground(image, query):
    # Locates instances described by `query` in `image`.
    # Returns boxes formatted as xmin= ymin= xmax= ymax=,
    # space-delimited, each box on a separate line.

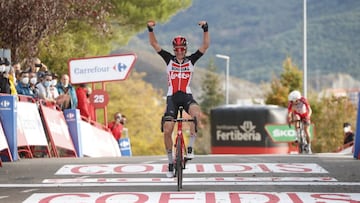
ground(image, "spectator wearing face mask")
xmin=29 ymin=72 xmax=38 ymax=97
xmin=16 ymin=71 xmax=34 ymax=97
xmin=0 ymin=57 xmax=12 ymax=94
xmin=49 ymin=72 xmax=59 ymax=101
xmin=36 ymin=71 xmax=55 ymax=103
xmin=56 ymin=74 xmax=77 ymax=110
xmin=343 ymin=122 xmax=355 ymax=146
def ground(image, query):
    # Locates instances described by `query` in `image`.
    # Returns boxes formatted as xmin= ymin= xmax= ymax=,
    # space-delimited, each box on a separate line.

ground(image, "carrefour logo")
xmin=216 ymin=121 xmax=262 ymax=142
xmin=113 ymin=62 xmax=128 ymax=72
xmin=0 ymin=99 xmax=11 ymax=110
xmin=0 ymin=99 xmax=10 ymax=108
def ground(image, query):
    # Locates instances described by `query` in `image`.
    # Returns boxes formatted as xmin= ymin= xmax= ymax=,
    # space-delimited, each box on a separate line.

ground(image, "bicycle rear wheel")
xmin=176 ymin=136 xmax=183 ymax=191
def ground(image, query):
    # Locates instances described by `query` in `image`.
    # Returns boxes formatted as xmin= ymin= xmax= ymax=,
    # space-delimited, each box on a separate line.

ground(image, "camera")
xmin=35 ymin=63 xmax=43 ymax=68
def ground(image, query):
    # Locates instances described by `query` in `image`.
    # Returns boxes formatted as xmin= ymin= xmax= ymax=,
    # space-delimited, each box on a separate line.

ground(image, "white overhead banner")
xmin=68 ymin=53 xmax=137 ymax=84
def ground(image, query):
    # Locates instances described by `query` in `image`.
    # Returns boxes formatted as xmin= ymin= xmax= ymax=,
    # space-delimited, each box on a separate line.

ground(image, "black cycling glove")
xmin=147 ymin=25 xmax=153 ymax=32
xmin=201 ymin=22 xmax=208 ymax=32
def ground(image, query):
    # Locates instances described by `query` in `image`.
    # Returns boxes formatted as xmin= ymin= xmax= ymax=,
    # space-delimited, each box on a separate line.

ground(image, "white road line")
xmin=1 ymin=182 xmax=360 ymax=188
xmin=21 ymin=189 xmax=39 ymax=193
xmin=42 ymin=177 xmax=337 ymax=183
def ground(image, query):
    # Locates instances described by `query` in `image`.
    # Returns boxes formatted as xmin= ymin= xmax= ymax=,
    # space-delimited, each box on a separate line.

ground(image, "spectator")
xmin=7 ymin=66 xmax=17 ymax=95
xmin=86 ymin=86 xmax=96 ymax=121
xmin=107 ymin=112 xmax=123 ymax=142
xmin=0 ymin=57 xmax=12 ymax=94
xmin=16 ymin=71 xmax=34 ymax=97
xmin=76 ymin=83 xmax=92 ymax=120
xmin=56 ymin=74 xmax=77 ymax=110
xmin=47 ymin=72 xmax=59 ymax=101
xmin=25 ymin=57 xmax=47 ymax=73
xmin=29 ymin=72 xmax=38 ymax=97
xmin=11 ymin=62 xmax=21 ymax=85
xmin=120 ymin=115 xmax=126 ymax=126
xmin=36 ymin=71 xmax=55 ymax=103
xmin=343 ymin=122 xmax=355 ymax=145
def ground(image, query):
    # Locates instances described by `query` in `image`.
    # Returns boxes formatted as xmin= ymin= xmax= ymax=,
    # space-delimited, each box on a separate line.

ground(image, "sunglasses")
xmin=173 ymin=47 xmax=186 ymax=52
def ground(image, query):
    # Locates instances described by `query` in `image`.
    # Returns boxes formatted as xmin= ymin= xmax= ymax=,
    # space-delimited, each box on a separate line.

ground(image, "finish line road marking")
xmin=1 ymin=181 xmax=360 ymax=188
xmin=55 ymin=163 xmax=328 ymax=175
xmin=42 ymin=177 xmax=337 ymax=184
xmin=22 ymin=192 xmax=360 ymax=203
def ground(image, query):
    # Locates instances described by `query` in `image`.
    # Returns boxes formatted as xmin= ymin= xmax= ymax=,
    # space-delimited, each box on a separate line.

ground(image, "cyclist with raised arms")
xmin=147 ymin=20 xmax=210 ymax=177
xmin=287 ymin=90 xmax=313 ymax=153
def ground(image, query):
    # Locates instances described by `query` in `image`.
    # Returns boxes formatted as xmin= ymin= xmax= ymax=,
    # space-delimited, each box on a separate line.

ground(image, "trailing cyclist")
xmin=147 ymin=20 xmax=210 ymax=177
xmin=287 ymin=90 xmax=313 ymax=154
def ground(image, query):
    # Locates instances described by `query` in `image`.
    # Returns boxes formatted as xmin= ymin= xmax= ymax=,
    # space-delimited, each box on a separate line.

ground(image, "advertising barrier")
xmin=0 ymin=121 xmax=12 ymax=163
xmin=64 ymin=109 xmax=121 ymax=157
xmin=0 ymin=95 xmax=18 ymax=161
xmin=119 ymin=128 xmax=132 ymax=156
xmin=39 ymin=103 xmax=77 ymax=157
xmin=354 ymin=92 xmax=360 ymax=159
xmin=17 ymin=102 xmax=50 ymax=158
xmin=211 ymin=105 xmax=290 ymax=154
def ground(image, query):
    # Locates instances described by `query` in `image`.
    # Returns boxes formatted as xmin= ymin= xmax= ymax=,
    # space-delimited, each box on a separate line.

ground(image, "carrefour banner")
xmin=0 ymin=95 xmax=17 ymax=161
xmin=210 ymin=105 xmax=289 ymax=154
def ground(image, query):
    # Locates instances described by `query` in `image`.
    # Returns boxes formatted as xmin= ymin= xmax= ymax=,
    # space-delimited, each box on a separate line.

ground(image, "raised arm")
xmin=147 ymin=20 xmax=162 ymax=52
xmin=198 ymin=21 xmax=210 ymax=54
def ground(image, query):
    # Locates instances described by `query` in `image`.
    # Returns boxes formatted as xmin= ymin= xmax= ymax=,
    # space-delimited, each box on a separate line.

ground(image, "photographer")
xmin=107 ymin=112 xmax=123 ymax=142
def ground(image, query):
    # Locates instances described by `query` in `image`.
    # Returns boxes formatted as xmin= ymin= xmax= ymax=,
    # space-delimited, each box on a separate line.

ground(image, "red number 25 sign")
xmin=89 ymin=89 xmax=109 ymax=108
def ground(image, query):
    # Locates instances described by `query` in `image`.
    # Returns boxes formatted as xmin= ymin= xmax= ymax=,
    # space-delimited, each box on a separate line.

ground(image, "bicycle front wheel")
xmin=176 ymin=136 xmax=183 ymax=191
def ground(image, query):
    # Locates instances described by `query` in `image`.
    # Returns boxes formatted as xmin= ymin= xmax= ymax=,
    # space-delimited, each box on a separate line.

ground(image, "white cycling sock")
xmin=167 ymin=149 xmax=173 ymax=164
xmin=188 ymin=135 xmax=196 ymax=148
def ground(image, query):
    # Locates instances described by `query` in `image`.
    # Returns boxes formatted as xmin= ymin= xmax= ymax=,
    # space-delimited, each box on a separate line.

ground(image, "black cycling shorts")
xmin=164 ymin=91 xmax=198 ymax=119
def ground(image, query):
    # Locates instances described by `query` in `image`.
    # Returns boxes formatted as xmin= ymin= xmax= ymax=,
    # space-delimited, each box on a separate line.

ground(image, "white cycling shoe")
xmin=186 ymin=147 xmax=195 ymax=159
xmin=166 ymin=163 xmax=174 ymax=178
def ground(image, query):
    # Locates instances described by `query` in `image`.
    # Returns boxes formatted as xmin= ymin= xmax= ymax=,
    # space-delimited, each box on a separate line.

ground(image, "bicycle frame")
xmin=161 ymin=106 xmax=197 ymax=191
xmin=291 ymin=118 xmax=308 ymax=154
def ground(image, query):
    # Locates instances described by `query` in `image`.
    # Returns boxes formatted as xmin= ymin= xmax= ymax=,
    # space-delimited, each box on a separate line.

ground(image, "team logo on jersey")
xmin=171 ymin=62 xmax=190 ymax=71
xmin=170 ymin=72 xmax=190 ymax=79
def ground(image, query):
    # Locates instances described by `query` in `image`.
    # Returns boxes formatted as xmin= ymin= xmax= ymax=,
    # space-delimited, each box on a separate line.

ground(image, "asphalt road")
xmin=0 ymin=153 xmax=359 ymax=202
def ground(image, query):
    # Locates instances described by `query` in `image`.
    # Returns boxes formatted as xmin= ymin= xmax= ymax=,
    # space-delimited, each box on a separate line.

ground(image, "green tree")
xmin=195 ymin=59 xmax=224 ymax=155
xmin=105 ymin=71 xmax=165 ymax=155
xmin=199 ymin=59 xmax=224 ymax=115
xmin=0 ymin=0 xmax=113 ymax=62
xmin=265 ymin=57 xmax=302 ymax=107
xmin=311 ymin=96 xmax=357 ymax=152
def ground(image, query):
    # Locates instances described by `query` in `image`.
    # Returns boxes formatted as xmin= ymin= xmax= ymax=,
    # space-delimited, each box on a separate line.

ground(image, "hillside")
xmin=122 ymin=0 xmax=360 ymax=92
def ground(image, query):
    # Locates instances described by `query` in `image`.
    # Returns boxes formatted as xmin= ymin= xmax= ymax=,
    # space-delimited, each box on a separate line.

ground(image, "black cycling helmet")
xmin=172 ymin=36 xmax=187 ymax=47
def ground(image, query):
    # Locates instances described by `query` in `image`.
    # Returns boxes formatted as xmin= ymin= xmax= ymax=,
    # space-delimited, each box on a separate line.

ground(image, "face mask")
xmin=22 ymin=77 xmax=29 ymax=84
xmin=51 ymin=80 xmax=57 ymax=86
xmin=30 ymin=77 xmax=37 ymax=85
xmin=44 ymin=81 xmax=51 ymax=87
xmin=4 ymin=65 xmax=10 ymax=73
xmin=0 ymin=65 xmax=5 ymax=72
xmin=63 ymin=83 xmax=69 ymax=88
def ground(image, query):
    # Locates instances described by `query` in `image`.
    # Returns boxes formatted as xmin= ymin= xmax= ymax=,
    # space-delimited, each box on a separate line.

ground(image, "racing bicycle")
xmin=289 ymin=117 xmax=309 ymax=154
xmin=161 ymin=106 xmax=197 ymax=191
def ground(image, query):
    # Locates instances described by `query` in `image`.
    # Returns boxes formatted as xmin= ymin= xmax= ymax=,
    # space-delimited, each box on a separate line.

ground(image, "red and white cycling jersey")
xmin=158 ymin=49 xmax=203 ymax=96
xmin=287 ymin=96 xmax=311 ymax=118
